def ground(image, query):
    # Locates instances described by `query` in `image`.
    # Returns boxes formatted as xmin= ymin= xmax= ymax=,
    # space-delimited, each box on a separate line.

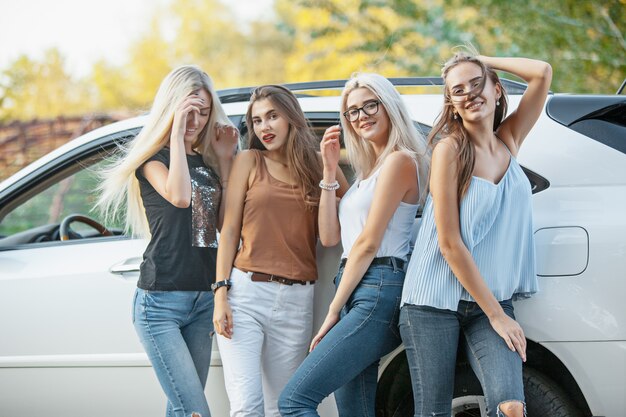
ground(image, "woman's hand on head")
xmin=489 ymin=313 xmax=527 ymax=362
xmin=171 ymin=95 xmax=205 ymax=142
xmin=320 ymin=125 xmax=342 ymax=172
xmin=212 ymin=294 xmax=234 ymax=339
xmin=212 ymin=124 xmax=239 ymax=161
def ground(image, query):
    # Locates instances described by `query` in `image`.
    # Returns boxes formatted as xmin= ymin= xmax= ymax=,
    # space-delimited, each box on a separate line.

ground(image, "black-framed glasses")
xmin=343 ymin=100 xmax=380 ymax=122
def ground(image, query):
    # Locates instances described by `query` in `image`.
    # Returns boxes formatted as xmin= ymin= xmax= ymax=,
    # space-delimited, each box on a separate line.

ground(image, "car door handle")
xmin=110 ymin=257 xmax=141 ymax=275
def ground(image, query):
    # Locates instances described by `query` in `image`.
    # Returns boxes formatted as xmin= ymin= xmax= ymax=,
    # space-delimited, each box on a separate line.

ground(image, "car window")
xmin=0 ymin=154 xmax=124 ymax=243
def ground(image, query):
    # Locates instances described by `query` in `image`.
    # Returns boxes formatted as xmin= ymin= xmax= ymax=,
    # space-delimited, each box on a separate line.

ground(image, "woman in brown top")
xmin=213 ymin=85 xmax=348 ymax=417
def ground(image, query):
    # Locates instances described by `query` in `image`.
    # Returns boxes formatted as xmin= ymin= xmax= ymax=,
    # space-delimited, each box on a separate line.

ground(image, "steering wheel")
xmin=59 ymin=214 xmax=113 ymax=241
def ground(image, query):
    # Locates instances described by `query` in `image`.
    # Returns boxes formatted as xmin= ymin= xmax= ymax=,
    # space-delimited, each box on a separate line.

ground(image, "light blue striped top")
xmin=401 ymin=152 xmax=538 ymax=311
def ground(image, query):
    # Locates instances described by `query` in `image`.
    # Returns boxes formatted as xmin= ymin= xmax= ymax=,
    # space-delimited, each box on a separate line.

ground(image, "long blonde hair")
xmin=97 ymin=65 xmax=235 ymax=237
xmin=429 ymin=53 xmax=508 ymax=202
xmin=340 ymin=73 xmax=429 ymax=204
xmin=245 ymin=85 xmax=322 ymax=210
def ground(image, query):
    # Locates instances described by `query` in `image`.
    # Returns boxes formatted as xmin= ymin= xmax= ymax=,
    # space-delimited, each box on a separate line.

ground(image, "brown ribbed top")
xmin=233 ymin=150 xmax=318 ymax=281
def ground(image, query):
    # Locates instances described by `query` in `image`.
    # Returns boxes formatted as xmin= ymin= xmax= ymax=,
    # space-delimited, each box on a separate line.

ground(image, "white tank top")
xmin=338 ymin=163 xmax=419 ymax=260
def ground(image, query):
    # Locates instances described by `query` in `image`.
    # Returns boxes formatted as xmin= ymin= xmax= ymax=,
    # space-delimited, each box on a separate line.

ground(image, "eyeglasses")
xmin=343 ymin=101 xmax=380 ymax=122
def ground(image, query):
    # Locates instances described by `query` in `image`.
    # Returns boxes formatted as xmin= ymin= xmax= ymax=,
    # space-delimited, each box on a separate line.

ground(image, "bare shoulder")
xmin=379 ymin=151 xmax=418 ymax=184
xmin=382 ymin=150 xmax=415 ymax=171
xmin=234 ymin=149 xmax=257 ymax=166
xmin=432 ymin=137 xmax=458 ymax=162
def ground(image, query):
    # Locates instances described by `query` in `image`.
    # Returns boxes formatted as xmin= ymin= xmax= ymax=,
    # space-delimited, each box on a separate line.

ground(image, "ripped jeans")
xmin=399 ymin=299 xmax=525 ymax=417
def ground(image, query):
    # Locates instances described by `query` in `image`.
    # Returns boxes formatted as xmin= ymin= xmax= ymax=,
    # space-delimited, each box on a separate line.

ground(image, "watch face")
xmin=211 ymin=280 xmax=230 ymax=292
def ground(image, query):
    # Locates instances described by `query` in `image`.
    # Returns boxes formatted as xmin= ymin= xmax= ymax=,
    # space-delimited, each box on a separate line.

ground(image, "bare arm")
xmin=479 ymin=55 xmax=552 ymax=155
xmin=318 ymin=125 xmax=350 ymax=247
xmin=311 ymin=151 xmax=417 ymax=350
xmin=142 ymin=96 xmax=207 ymax=207
xmin=212 ymin=150 xmax=255 ymax=339
xmin=211 ymin=124 xmax=239 ymax=229
xmin=430 ymin=139 xmax=527 ymax=360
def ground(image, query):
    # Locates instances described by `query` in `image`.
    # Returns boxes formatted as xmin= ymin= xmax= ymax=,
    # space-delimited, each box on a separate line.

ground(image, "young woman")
xmin=212 ymin=85 xmax=335 ymax=417
xmin=279 ymin=73 xmax=429 ymax=417
xmin=98 ymin=65 xmax=238 ymax=417
xmin=399 ymin=53 xmax=552 ymax=417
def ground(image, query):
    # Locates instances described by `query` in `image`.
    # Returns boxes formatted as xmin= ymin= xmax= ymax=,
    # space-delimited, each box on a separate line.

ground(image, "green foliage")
xmin=279 ymin=0 xmax=625 ymax=93
xmin=1 ymin=0 xmax=623 ymax=122
xmin=276 ymin=0 xmax=474 ymax=81
xmin=444 ymin=0 xmax=626 ymax=93
xmin=87 ymin=0 xmax=291 ymax=111
xmin=0 ymin=158 xmax=123 ymax=237
xmin=0 ymin=49 xmax=95 ymax=122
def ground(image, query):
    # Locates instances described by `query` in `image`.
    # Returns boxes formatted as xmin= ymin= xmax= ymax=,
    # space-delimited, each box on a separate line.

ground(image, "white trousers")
xmin=217 ymin=267 xmax=314 ymax=417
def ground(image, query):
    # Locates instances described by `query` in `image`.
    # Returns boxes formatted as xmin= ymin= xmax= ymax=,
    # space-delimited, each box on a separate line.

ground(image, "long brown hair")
xmin=245 ymin=85 xmax=322 ymax=209
xmin=428 ymin=53 xmax=508 ymax=202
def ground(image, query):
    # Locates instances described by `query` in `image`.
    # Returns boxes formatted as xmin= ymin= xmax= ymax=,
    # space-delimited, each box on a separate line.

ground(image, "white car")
xmin=1 ymin=78 xmax=624 ymax=417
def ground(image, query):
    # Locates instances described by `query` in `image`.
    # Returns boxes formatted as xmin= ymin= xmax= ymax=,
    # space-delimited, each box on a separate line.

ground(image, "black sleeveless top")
xmin=135 ymin=148 xmax=221 ymax=290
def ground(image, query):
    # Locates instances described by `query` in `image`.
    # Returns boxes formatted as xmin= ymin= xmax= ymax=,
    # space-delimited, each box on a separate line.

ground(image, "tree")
xmin=87 ymin=0 xmax=291 ymax=111
xmin=275 ymin=0 xmax=625 ymax=93
xmin=166 ymin=0 xmax=291 ymax=88
xmin=275 ymin=0 xmax=476 ymax=82
xmin=0 ymin=49 xmax=93 ymax=121
xmin=446 ymin=0 xmax=626 ymax=93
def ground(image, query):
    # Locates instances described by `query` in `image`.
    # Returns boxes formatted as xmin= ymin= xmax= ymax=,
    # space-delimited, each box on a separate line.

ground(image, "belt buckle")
xmin=267 ymin=274 xmax=276 ymax=283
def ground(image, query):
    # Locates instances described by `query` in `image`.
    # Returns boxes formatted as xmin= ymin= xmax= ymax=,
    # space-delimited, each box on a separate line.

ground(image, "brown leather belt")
xmin=250 ymin=272 xmax=315 ymax=286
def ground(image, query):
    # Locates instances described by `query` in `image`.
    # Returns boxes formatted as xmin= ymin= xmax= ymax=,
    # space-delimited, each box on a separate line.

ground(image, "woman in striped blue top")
xmin=400 ymin=53 xmax=551 ymax=417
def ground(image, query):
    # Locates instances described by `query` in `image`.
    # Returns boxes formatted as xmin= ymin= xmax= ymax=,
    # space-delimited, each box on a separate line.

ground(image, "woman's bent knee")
xmin=497 ymin=400 xmax=525 ymax=417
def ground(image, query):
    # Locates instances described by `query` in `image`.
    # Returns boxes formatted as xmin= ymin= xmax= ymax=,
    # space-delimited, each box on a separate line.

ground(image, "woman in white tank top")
xmin=279 ymin=73 xmax=429 ymax=416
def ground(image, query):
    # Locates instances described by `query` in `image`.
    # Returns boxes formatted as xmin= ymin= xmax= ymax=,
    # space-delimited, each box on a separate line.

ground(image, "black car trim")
xmin=546 ymin=95 xmax=626 ymax=155
xmin=218 ymin=78 xmax=528 ymax=103
xmin=0 ymin=128 xmax=141 ymax=214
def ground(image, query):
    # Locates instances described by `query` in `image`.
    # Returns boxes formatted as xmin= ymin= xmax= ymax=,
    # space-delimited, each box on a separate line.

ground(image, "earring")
xmin=453 ymin=112 xmax=458 ymax=120
xmin=496 ymin=99 xmax=500 ymax=106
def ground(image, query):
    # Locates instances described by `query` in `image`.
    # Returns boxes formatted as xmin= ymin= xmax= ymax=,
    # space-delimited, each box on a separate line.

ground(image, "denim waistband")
xmin=339 ymin=256 xmax=406 ymax=271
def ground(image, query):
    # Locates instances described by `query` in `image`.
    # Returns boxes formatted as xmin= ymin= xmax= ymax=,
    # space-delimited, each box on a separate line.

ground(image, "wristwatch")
xmin=211 ymin=279 xmax=232 ymax=293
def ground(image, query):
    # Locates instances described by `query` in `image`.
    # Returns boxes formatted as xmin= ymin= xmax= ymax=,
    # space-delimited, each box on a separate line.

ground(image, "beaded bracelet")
xmin=319 ymin=180 xmax=340 ymax=191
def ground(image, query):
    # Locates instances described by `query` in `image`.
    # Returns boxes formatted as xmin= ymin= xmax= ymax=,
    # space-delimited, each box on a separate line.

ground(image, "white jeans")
xmin=217 ymin=267 xmax=314 ymax=417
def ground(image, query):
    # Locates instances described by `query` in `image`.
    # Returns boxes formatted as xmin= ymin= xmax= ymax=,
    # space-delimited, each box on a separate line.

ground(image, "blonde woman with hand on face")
xmin=279 ymin=73 xmax=429 ymax=417
xmin=98 ymin=65 xmax=238 ymax=417
xmin=400 ymin=52 xmax=551 ymax=417
xmin=212 ymin=85 xmax=347 ymax=417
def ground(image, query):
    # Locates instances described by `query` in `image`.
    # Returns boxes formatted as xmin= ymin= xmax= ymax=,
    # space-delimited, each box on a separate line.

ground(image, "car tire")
xmin=379 ymin=360 xmax=584 ymax=417
xmin=523 ymin=367 xmax=584 ymax=417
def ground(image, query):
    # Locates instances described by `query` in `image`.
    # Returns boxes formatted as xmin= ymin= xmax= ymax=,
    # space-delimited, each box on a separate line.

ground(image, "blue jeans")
xmin=399 ymin=300 xmax=525 ymax=417
xmin=133 ymin=288 xmax=214 ymax=417
xmin=279 ymin=262 xmax=405 ymax=417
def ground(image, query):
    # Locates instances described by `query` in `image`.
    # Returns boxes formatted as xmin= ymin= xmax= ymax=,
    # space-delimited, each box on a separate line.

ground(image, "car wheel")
xmin=523 ymin=367 xmax=584 ymax=417
xmin=379 ymin=359 xmax=584 ymax=417
xmin=450 ymin=366 xmax=585 ymax=417
xmin=451 ymin=395 xmax=486 ymax=416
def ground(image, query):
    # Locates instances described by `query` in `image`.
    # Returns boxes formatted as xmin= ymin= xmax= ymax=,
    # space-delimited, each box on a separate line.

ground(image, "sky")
xmin=0 ymin=0 xmax=274 ymax=77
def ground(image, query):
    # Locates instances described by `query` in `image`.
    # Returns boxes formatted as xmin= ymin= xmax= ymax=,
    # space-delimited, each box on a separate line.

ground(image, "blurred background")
xmin=1 ymin=0 xmax=624 ymax=180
